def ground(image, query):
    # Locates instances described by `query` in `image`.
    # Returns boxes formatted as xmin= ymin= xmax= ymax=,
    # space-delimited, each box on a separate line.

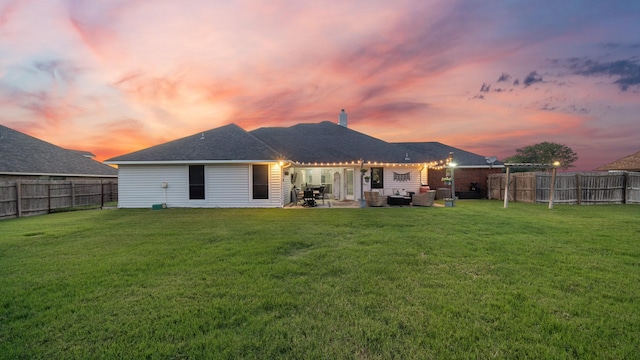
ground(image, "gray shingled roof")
xmin=106 ymin=121 xmax=501 ymax=167
xmin=106 ymin=123 xmax=282 ymax=163
xmin=394 ymin=142 xmax=503 ymax=167
xmin=250 ymin=121 xmax=426 ymax=163
xmin=596 ymin=150 xmax=640 ymax=171
xmin=0 ymin=124 xmax=117 ymax=177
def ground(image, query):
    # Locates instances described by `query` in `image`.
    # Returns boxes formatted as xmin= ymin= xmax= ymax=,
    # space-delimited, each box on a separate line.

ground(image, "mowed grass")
xmin=1 ymin=201 xmax=639 ymax=359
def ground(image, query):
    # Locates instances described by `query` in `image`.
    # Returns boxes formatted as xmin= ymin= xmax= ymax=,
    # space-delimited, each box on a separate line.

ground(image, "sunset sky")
xmin=1 ymin=0 xmax=639 ymax=170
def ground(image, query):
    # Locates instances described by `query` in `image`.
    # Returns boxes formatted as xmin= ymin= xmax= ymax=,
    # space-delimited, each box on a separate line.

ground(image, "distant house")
xmin=0 ymin=124 xmax=117 ymax=182
xmin=596 ymin=151 xmax=640 ymax=172
xmin=106 ymin=111 xmax=502 ymax=208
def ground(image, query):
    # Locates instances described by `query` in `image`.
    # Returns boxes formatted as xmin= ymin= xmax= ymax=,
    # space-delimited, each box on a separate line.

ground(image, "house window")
xmin=189 ymin=165 xmax=205 ymax=199
xmin=371 ymin=167 xmax=383 ymax=189
xmin=253 ymin=164 xmax=269 ymax=199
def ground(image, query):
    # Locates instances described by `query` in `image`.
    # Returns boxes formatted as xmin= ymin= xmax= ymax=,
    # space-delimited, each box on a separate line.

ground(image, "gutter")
xmin=104 ymin=159 xmax=288 ymax=165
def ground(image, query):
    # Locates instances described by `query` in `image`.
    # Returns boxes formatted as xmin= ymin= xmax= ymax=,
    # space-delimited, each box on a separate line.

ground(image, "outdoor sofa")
xmin=364 ymin=191 xmax=388 ymax=207
xmin=411 ymin=190 xmax=436 ymax=207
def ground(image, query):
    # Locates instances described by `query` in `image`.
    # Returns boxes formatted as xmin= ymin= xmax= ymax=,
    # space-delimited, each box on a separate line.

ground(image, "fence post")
xmin=549 ymin=168 xmax=557 ymax=209
xmin=16 ymin=181 xmax=22 ymax=217
xmin=624 ymin=172 xmax=629 ymax=205
xmin=101 ymin=180 xmax=104 ymax=207
xmin=71 ymin=181 xmax=75 ymax=207
xmin=48 ymin=182 xmax=52 ymax=213
xmin=576 ymin=173 xmax=582 ymax=205
xmin=503 ymin=167 xmax=510 ymax=208
xmin=530 ymin=173 xmax=536 ymax=202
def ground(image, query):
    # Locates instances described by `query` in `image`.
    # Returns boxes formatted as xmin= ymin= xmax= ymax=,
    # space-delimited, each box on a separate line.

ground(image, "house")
xmin=596 ymin=151 xmax=640 ymax=172
xmin=105 ymin=111 xmax=502 ymax=208
xmin=0 ymin=124 xmax=118 ymax=182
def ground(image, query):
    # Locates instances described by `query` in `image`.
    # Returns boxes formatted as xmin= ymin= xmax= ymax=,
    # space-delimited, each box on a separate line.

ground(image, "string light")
xmin=288 ymin=158 xmax=451 ymax=168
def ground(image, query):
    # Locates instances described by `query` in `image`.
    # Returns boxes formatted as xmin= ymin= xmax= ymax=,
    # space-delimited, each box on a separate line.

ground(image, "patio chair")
xmin=315 ymin=186 xmax=326 ymax=204
xmin=364 ymin=191 xmax=387 ymax=207
xmin=412 ymin=190 xmax=436 ymax=207
xmin=291 ymin=187 xmax=301 ymax=205
xmin=303 ymin=190 xmax=316 ymax=207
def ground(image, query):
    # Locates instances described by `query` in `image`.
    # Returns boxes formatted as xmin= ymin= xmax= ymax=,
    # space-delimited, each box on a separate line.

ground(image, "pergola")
xmin=503 ymin=162 xmax=561 ymax=209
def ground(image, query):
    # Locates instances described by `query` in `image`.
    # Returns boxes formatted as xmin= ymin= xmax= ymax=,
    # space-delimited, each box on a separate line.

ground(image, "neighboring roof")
xmin=0 ymin=124 xmax=117 ymax=177
xmin=596 ymin=150 xmax=640 ymax=171
xmin=106 ymin=123 xmax=283 ymax=163
xmin=394 ymin=141 xmax=504 ymax=167
xmin=250 ymin=121 xmax=426 ymax=164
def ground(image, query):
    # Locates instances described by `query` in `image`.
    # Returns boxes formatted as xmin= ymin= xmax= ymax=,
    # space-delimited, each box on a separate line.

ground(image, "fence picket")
xmin=487 ymin=172 xmax=639 ymax=205
xmin=0 ymin=180 xmax=118 ymax=219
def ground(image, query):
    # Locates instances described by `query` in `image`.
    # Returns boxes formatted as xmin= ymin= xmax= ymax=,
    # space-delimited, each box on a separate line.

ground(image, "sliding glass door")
xmin=345 ymin=168 xmax=354 ymax=200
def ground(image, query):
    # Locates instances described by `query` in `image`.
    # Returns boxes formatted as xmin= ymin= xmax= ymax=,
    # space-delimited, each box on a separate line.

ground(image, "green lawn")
xmin=1 ymin=201 xmax=639 ymax=359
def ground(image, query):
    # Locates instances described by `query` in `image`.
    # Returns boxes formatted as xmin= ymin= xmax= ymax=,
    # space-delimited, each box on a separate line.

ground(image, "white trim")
xmin=104 ymin=159 xmax=501 ymax=169
xmin=454 ymin=165 xmax=504 ymax=169
xmin=104 ymin=159 xmax=287 ymax=165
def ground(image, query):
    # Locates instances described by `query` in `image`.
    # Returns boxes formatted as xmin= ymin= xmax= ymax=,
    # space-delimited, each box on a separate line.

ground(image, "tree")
xmin=504 ymin=142 xmax=578 ymax=170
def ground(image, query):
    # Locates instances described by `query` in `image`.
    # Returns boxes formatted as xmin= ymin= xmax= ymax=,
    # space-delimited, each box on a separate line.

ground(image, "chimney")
xmin=338 ymin=109 xmax=348 ymax=127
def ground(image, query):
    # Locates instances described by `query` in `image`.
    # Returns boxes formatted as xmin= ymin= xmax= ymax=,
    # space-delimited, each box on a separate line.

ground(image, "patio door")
xmin=344 ymin=168 xmax=354 ymax=200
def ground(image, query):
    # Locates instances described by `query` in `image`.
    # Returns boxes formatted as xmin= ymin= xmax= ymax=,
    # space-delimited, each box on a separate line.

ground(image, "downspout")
xmin=281 ymin=161 xmax=293 ymax=208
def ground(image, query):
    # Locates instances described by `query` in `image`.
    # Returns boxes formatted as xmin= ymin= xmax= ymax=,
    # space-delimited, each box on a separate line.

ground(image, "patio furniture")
xmin=291 ymin=187 xmax=300 ymax=205
xmin=389 ymin=194 xmax=413 ymax=206
xmin=412 ymin=190 xmax=436 ymax=207
xmin=314 ymin=186 xmax=326 ymax=204
xmin=364 ymin=191 xmax=387 ymax=207
xmin=435 ymin=188 xmax=451 ymax=200
xmin=303 ymin=190 xmax=316 ymax=207
xmin=456 ymin=182 xmax=482 ymax=199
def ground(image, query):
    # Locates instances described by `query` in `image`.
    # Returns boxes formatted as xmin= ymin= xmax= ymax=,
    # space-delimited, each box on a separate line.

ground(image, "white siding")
xmin=269 ymin=164 xmax=283 ymax=207
xmin=209 ymin=164 xmax=249 ymax=206
xmin=383 ymin=167 xmax=422 ymax=195
xmin=282 ymin=170 xmax=293 ymax=204
xmin=362 ymin=166 xmax=422 ymax=195
xmin=117 ymin=163 xmax=283 ymax=208
xmin=118 ymin=165 xmax=187 ymax=208
xmin=209 ymin=164 xmax=281 ymax=208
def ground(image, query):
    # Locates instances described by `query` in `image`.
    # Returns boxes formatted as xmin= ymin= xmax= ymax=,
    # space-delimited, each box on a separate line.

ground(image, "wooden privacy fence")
xmin=0 ymin=180 xmax=118 ymax=219
xmin=488 ymin=172 xmax=640 ymax=205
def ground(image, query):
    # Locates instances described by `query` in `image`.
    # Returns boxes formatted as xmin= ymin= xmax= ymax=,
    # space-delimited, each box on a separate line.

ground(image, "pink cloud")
xmin=0 ymin=0 xmax=20 ymax=29
xmin=0 ymin=0 xmax=637 ymax=172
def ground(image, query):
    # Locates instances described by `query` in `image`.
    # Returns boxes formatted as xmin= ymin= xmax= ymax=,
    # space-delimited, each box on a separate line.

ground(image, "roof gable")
xmin=250 ymin=121 xmax=425 ymax=163
xmin=105 ymin=121 xmax=503 ymax=167
xmin=0 ymin=124 xmax=117 ymax=177
xmin=106 ymin=123 xmax=282 ymax=163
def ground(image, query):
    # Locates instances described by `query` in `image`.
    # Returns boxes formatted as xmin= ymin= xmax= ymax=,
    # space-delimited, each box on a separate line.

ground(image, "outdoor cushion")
xmin=412 ymin=190 xmax=436 ymax=207
xmin=364 ymin=191 xmax=388 ymax=207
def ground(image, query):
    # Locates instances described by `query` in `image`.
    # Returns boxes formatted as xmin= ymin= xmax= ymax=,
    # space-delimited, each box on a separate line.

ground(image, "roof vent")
xmin=200 ymin=133 xmax=205 ymax=140
xmin=339 ymin=109 xmax=348 ymax=127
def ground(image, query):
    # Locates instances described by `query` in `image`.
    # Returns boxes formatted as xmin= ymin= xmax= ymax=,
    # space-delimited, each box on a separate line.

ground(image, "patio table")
xmin=388 ymin=195 xmax=411 ymax=206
